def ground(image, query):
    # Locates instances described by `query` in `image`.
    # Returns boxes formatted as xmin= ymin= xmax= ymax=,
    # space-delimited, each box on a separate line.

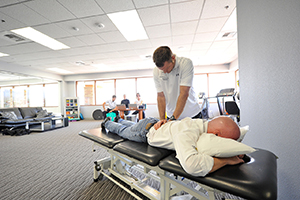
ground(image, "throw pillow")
xmin=196 ymin=133 xmax=256 ymax=158
xmin=36 ymin=110 xmax=48 ymax=118
xmin=1 ymin=111 xmax=18 ymax=120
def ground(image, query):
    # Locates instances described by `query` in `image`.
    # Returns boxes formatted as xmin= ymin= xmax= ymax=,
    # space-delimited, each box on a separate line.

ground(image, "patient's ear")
xmin=213 ymin=130 xmax=220 ymax=137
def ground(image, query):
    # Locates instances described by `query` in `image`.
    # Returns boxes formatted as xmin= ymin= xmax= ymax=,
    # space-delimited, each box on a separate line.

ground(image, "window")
xmin=208 ymin=72 xmax=235 ymax=97
xmin=75 ymin=72 xmax=237 ymax=106
xmin=45 ymin=83 xmax=59 ymax=106
xmin=28 ymin=85 xmax=44 ymax=107
xmin=136 ymin=77 xmax=156 ymax=103
xmin=96 ymin=80 xmax=114 ymax=105
xmin=193 ymin=74 xmax=208 ymax=99
xmin=116 ymin=79 xmax=135 ymax=104
xmin=77 ymin=81 xmax=95 ymax=105
xmin=13 ymin=86 xmax=28 ymax=107
xmin=0 ymin=87 xmax=13 ymax=108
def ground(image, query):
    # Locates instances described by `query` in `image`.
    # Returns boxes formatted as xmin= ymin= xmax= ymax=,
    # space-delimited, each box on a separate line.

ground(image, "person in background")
xmin=102 ymin=95 xmax=118 ymax=118
xmin=121 ymin=94 xmax=130 ymax=115
xmin=152 ymin=46 xmax=201 ymax=128
xmin=132 ymin=93 xmax=145 ymax=119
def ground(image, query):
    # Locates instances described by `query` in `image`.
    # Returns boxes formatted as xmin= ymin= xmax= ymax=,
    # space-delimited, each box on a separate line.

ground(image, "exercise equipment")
xmin=198 ymin=92 xmax=209 ymax=119
xmin=216 ymin=88 xmax=240 ymax=122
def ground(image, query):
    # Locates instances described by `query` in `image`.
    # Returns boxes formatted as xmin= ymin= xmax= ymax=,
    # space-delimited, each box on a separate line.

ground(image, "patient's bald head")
xmin=207 ymin=116 xmax=240 ymax=140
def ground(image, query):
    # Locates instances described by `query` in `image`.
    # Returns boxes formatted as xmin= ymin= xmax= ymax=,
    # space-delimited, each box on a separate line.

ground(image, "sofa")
xmin=0 ymin=107 xmax=57 ymax=130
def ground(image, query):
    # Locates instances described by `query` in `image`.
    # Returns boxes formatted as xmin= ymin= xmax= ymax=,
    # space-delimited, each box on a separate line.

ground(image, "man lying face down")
xmin=101 ymin=116 xmax=244 ymax=177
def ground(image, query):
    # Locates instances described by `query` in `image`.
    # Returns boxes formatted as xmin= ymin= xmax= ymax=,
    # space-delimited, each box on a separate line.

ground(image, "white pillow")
xmin=237 ymin=125 xmax=250 ymax=142
xmin=196 ymin=133 xmax=256 ymax=158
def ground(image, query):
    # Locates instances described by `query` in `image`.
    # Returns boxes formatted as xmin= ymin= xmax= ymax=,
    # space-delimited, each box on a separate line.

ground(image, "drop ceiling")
xmin=0 ymin=0 xmax=237 ymax=76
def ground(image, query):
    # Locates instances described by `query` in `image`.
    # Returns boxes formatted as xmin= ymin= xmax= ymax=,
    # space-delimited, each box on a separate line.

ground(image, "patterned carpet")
xmin=0 ymin=120 xmax=138 ymax=200
xmin=0 ymin=120 xmax=244 ymax=200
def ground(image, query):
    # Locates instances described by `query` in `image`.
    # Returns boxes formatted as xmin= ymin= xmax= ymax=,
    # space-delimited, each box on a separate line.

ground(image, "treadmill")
xmin=216 ymin=88 xmax=240 ymax=122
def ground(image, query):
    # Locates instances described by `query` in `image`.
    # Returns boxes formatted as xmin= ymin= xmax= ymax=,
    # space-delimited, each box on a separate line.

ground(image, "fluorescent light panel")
xmin=11 ymin=27 xmax=70 ymax=50
xmin=47 ymin=68 xmax=74 ymax=74
xmin=0 ymin=52 xmax=9 ymax=57
xmin=108 ymin=10 xmax=148 ymax=41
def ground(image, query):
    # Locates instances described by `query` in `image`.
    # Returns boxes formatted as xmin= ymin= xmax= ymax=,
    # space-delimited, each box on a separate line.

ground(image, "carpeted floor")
xmin=0 ymin=120 xmax=138 ymax=200
xmin=0 ymin=120 xmax=244 ymax=200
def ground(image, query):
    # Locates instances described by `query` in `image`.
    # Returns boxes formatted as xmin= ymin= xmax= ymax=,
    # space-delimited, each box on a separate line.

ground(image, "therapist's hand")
xmin=154 ymin=119 xmax=167 ymax=130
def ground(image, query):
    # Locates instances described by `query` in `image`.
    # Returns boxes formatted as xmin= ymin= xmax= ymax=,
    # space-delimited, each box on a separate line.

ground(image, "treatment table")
xmin=79 ymin=128 xmax=277 ymax=200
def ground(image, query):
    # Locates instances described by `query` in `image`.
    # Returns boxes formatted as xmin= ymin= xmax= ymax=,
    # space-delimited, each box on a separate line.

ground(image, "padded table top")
xmin=159 ymin=148 xmax=277 ymax=200
xmin=113 ymin=140 xmax=174 ymax=166
xmin=79 ymin=129 xmax=124 ymax=148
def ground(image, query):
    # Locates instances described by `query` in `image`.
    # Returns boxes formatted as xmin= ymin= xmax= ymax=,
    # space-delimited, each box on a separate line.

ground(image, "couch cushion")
xmin=19 ymin=107 xmax=42 ymax=119
xmin=36 ymin=109 xmax=53 ymax=118
xmin=0 ymin=108 xmax=23 ymax=119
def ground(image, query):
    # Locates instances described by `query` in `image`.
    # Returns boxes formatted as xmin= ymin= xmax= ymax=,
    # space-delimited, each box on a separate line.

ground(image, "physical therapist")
xmin=152 ymin=46 xmax=201 ymax=128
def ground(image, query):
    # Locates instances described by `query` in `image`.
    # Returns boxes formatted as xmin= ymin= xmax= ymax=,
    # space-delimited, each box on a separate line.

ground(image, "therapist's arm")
xmin=102 ymin=102 xmax=107 ymax=111
xmin=172 ymin=85 xmax=190 ymax=119
xmin=157 ymin=92 xmax=166 ymax=120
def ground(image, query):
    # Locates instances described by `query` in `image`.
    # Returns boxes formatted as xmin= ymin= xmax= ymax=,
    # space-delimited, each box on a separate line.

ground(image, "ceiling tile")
xmin=80 ymin=15 xmax=118 ymax=33
xmin=191 ymin=42 xmax=212 ymax=51
xmin=33 ymin=23 xmax=73 ymax=39
xmin=95 ymin=0 xmax=135 ymax=13
xmin=57 ymin=0 xmax=104 ymax=18
xmin=172 ymin=35 xmax=194 ymax=45
xmin=0 ymin=3 xmax=50 ymax=26
xmin=0 ymin=0 xmax=19 ymax=7
xmin=170 ymin=0 xmax=204 ymax=23
xmin=151 ymin=37 xmax=172 ymax=48
xmin=129 ymin=40 xmax=152 ymax=49
xmin=172 ymin=21 xmax=198 ymax=36
xmin=210 ymin=40 xmax=235 ymax=50
xmin=109 ymin=42 xmax=132 ymax=51
xmin=145 ymin=24 xmax=171 ymax=39
xmin=197 ymin=17 xmax=227 ymax=33
xmin=24 ymin=0 xmax=75 ymax=22
xmin=138 ymin=5 xmax=170 ymax=27
xmin=57 ymin=37 xmax=86 ymax=48
xmin=133 ymin=0 xmax=168 ymax=9
xmin=0 ymin=12 xmax=26 ymax=32
xmin=76 ymin=34 xmax=106 ymax=45
xmin=194 ymin=32 xmax=219 ymax=43
xmin=201 ymin=0 xmax=235 ymax=19
xmin=0 ymin=42 xmax=50 ymax=55
xmin=98 ymin=31 xmax=126 ymax=43
xmin=55 ymin=19 xmax=94 ymax=36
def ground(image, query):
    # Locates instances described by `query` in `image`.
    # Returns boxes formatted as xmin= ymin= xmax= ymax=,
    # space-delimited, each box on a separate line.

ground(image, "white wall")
xmin=237 ymin=0 xmax=300 ymax=199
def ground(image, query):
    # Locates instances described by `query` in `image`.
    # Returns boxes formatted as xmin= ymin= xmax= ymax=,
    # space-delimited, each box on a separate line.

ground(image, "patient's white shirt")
xmin=147 ymin=117 xmax=214 ymax=176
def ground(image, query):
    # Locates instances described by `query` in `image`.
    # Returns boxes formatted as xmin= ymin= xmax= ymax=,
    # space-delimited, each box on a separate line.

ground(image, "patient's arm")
xmin=209 ymin=156 xmax=244 ymax=173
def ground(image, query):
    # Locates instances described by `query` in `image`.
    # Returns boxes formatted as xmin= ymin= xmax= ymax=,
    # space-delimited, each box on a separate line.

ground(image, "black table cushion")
xmin=79 ymin=129 xmax=124 ymax=148
xmin=159 ymin=148 xmax=277 ymax=200
xmin=113 ymin=140 xmax=174 ymax=166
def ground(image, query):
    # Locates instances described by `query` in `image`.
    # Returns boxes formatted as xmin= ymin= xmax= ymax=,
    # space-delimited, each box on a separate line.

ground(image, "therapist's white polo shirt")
xmin=153 ymin=55 xmax=201 ymax=120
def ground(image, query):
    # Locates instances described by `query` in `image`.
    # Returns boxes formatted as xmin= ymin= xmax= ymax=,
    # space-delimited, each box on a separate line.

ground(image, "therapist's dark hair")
xmin=153 ymin=46 xmax=173 ymax=67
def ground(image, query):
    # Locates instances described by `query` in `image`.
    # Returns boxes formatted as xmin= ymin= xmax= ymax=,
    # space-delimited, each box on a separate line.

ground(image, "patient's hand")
xmin=226 ymin=156 xmax=245 ymax=165
xmin=210 ymin=156 xmax=244 ymax=173
xmin=154 ymin=119 xmax=167 ymax=130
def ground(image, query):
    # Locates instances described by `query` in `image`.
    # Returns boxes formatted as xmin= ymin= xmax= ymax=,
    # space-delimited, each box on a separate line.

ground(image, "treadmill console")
xmin=216 ymin=88 xmax=235 ymax=97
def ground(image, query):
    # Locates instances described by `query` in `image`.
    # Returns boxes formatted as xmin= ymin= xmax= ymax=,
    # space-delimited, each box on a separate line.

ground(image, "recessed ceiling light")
xmin=11 ymin=27 xmax=70 ymax=50
xmin=0 ymin=52 xmax=9 ymax=57
xmin=96 ymin=23 xmax=105 ymax=29
xmin=108 ymin=10 xmax=148 ymax=41
xmin=47 ymin=68 xmax=74 ymax=74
